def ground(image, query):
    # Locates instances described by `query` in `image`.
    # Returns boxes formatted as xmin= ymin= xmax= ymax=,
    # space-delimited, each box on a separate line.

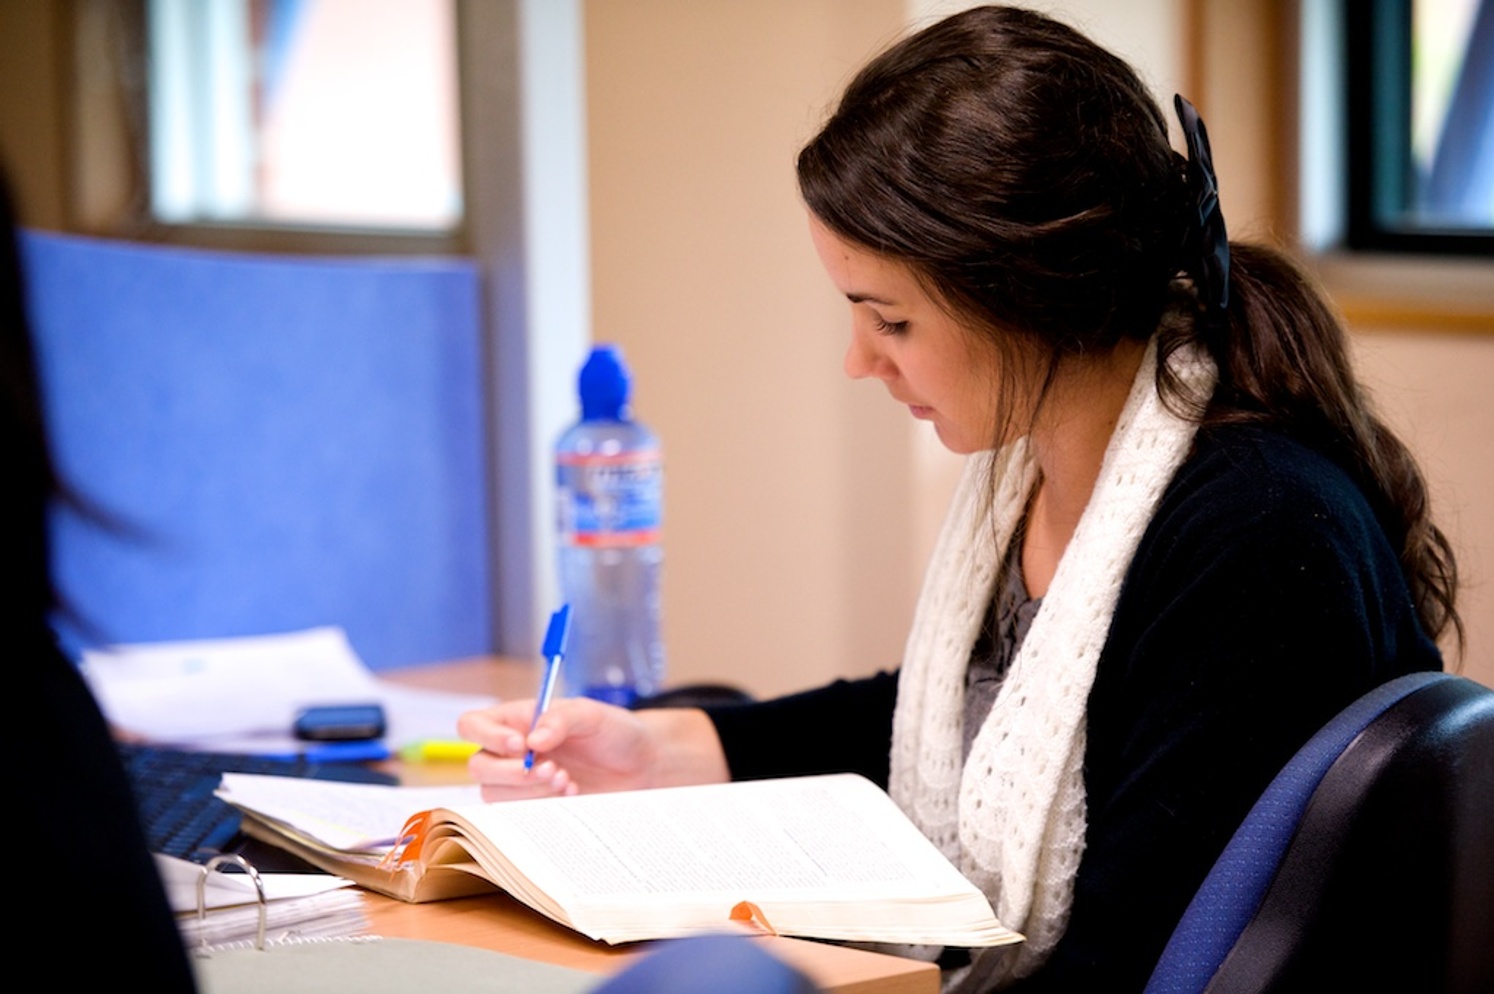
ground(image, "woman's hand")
xmin=457 ymin=697 xmax=730 ymax=802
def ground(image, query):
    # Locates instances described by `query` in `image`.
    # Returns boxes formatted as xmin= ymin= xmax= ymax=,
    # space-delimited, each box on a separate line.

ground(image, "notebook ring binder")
xmin=197 ymin=853 xmax=268 ymax=951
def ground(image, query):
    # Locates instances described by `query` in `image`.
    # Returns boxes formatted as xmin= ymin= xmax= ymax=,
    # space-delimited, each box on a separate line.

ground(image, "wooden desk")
xmin=363 ymin=893 xmax=937 ymax=994
xmin=365 ymin=658 xmax=941 ymax=994
xmin=382 ymin=654 xmax=539 ymax=700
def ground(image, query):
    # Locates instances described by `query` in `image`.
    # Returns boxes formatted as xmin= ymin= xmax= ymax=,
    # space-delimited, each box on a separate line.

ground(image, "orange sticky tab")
xmin=729 ymin=901 xmax=778 ymax=936
xmin=378 ymin=810 xmax=433 ymax=871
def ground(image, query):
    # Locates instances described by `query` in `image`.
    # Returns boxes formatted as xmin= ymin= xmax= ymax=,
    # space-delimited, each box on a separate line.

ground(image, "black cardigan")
xmin=708 ymin=424 xmax=1441 ymax=992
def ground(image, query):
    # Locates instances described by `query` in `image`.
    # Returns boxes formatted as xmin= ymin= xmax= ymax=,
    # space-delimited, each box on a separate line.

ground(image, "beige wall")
xmin=585 ymin=0 xmax=1177 ymax=698
xmin=586 ymin=0 xmax=914 ymax=698
xmin=585 ymin=0 xmax=1494 ymax=697
xmin=1350 ymin=330 xmax=1494 ymax=685
xmin=585 ymin=0 xmax=1181 ymax=698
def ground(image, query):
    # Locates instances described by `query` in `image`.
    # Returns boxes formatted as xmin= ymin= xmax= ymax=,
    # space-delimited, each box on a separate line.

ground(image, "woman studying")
xmin=459 ymin=6 xmax=1456 ymax=991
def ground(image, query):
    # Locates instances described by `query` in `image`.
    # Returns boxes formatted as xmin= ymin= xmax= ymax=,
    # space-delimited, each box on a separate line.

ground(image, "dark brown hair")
xmin=797 ymin=5 xmax=1460 ymax=649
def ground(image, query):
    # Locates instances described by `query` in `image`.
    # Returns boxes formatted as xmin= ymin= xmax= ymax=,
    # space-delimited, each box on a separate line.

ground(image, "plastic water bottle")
xmin=554 ymin=344 xmax=665 ymax=706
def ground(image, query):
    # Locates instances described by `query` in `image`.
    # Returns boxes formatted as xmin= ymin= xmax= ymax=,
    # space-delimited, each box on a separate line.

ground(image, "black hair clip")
xmin=1174 ymin=95 xmax=1230 ymax=324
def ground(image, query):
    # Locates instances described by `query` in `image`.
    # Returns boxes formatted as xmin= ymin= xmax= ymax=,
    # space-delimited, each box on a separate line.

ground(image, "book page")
xmin=457 ymin=774 xmax=969 ymax=901
xmin=219 ymin=774 xmax=482 ymax=850
xmin=221 ymin=770 xmax=1020 ymax=945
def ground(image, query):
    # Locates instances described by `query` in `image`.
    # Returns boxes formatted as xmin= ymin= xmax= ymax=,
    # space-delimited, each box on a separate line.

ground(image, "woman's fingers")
xmin=459 ymin=698 xmax=601 ymax=794
xmin=467 ymin=750 xmax=574 ymax=800
xmin=457 ymin=696 xmax=656 ymax=796
xmin=456 ymin=699 xmax=545 ymax=756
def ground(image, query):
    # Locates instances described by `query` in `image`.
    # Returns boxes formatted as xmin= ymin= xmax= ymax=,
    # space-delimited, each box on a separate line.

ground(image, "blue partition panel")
xmin=23 ymin=231 xmax=490 ymax=671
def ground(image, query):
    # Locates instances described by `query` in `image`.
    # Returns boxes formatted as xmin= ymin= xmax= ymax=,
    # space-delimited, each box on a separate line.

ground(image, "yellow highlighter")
xmin=399 ymin=739 xmax=481 ymax=763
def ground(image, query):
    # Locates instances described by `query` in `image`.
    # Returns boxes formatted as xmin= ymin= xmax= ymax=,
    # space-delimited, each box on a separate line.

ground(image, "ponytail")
xmin=1159 ymin=242 xmax=1463 ymax=652
xmin=1162 ymin=98 xmax=1460 ymax=653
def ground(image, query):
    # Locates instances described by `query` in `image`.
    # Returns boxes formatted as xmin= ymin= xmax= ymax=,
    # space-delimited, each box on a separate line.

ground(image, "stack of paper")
xmin=155 ymin=854 xmax=371 ymax=949
xmin=80 ymin=627 xmax=495 ymax=754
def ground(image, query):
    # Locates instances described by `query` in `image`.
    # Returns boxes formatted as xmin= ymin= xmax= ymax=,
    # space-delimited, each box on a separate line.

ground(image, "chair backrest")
xmin=1145 ymin=670 xmax=1494 ymax=994
xmin=23 ymin=231 xmax=491 ymax=671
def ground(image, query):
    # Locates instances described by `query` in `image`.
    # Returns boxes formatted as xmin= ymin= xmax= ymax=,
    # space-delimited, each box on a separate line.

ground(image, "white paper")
xmin=153 ymin=853 xmax=357 ymax=913
xmin=378 ymin=682 xmax=496 ymax=749
xmin=218 ymin=773 xmax=483 ymax=850
xmin=465 ymin=774 xmax=981 ymax=903
xmin=155 ymin=855 xmax=370 ymax=946
xmin=79 ymin=627 xmax=495 ymax=748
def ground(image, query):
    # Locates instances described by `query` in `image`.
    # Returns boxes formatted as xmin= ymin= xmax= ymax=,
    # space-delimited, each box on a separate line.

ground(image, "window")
xmin=148 ymin=0 xmax=461 ymax=232
xmin=1342 ymin=0 xmax=1493 ymax=254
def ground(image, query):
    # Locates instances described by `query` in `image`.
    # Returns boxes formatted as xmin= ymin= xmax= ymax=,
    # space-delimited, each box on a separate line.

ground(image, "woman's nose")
xmin=844 ymin=327 xmax=889 ymax=381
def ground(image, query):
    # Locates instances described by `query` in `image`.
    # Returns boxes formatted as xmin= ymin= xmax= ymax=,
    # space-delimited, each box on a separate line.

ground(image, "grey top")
xmin=962 ymin=541 xmax=1042 ymax=761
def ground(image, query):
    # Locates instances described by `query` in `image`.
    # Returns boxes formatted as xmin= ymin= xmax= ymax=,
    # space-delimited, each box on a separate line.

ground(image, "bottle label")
xmin=557 ymin=450 xmax=662 ymax=547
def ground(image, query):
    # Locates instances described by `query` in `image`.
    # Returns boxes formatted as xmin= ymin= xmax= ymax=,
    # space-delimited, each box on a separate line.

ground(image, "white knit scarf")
xmin=889 ymin=338 xmax=1216 ymax=990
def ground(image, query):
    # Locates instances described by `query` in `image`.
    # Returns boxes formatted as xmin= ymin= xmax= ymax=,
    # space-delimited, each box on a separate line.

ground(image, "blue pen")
xmin=525 ymin=605 xmax=573 ymax=772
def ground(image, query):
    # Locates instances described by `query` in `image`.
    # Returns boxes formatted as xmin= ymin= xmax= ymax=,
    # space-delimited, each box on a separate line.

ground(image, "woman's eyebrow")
xmin=846 ymin=292 xmax=897 ymax=306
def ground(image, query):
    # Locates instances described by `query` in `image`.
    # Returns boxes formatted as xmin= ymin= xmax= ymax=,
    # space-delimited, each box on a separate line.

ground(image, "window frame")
xmin=66 ymin=0 xmax=466 ymax=258
xmin=1342 ymin=0 xmax=1494 ymax=256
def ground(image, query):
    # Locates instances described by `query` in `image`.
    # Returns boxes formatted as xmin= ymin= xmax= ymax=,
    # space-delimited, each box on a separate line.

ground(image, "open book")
xmin=217 ymin=772 xmax=1022 ymax=949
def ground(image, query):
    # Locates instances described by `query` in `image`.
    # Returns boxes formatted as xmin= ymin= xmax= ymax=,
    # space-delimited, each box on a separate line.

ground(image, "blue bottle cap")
xmin=579 ymin=344 xmax=632 ymax=421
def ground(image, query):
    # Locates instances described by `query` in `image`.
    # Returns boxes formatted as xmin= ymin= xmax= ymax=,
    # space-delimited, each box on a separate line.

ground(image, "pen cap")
xmin=578 ymin=344 xmax=631 ymax=421
xmin=542 ymin=604 xmax=573 ymax=658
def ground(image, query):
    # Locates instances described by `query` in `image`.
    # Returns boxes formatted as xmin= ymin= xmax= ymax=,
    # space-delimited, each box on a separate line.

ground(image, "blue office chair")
xmin=1144 ymin=670 xmax=1494 ymax=994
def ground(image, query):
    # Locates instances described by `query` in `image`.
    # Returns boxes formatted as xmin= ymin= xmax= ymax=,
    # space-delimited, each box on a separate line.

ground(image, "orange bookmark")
xmin=378 ymin=810 xmax=433 ymax=871
xmin=729 ymin=901 xmax=779 ymax=936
